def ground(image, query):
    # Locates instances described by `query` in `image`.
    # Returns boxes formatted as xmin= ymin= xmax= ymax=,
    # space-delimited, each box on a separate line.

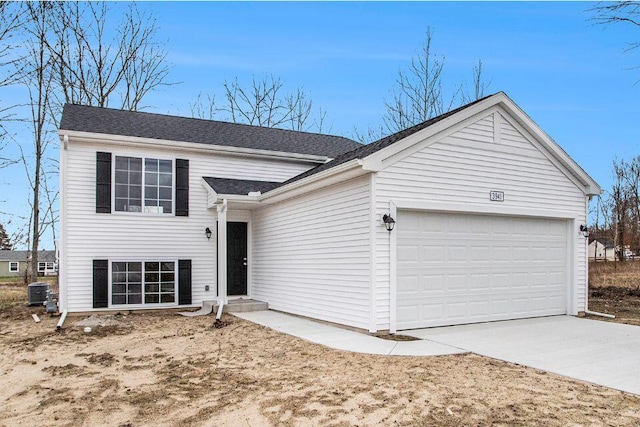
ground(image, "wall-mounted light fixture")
xmin=382 ymin=214 xmax=396 ymax=232
xmin=205 ymin=227 xmax=212 ymax=240
xmin=579 ymin=224 xmax=589 ymax=238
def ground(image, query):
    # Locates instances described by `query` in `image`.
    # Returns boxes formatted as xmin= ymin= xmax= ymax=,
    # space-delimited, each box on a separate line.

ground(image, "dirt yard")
xmin=588 ymin=261 xmax=640 ymax=326
xmin=1 ymin=282 xmax=639 ymax=426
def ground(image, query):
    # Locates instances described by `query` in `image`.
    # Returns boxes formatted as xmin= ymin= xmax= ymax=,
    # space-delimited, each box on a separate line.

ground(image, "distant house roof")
xmin=203 ymin=177 xmax=280 ymax=195
xmin=0 ymin=250 xmax=56 ymax=262
xmin=60 ymin=104 xmax=362 ymax=158
xmin=589 ymin=238 xmax=615 ymax=249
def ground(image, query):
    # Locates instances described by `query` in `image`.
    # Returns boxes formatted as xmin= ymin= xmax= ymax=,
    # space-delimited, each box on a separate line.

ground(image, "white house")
xmin=58 ymin=92 xmax=601 ymax=332
xmin=588 ymin=239 xmax=616 ymax=261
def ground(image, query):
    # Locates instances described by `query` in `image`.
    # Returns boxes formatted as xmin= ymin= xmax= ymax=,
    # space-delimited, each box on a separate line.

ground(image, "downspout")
xmin=56 ymin=311 xmax=68 ymax=330
xmin=584 ymin=194 xmax=615 ymax=319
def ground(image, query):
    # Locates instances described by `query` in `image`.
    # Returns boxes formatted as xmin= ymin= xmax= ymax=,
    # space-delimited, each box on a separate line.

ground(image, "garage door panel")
xmin=397 ymin=210 xmax=568 ymax=329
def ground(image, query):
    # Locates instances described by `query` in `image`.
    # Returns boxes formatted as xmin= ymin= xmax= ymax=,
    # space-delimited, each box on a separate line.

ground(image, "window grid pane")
xmin=111 ymin=262 xmax=142 ymax=305
xmin=115 ymin=156 xmax=142 ymax=212
xmin=144 ymin=158 xmax=172 ymax=214
xmin=144 ymin=261 xmax=175 ymax=304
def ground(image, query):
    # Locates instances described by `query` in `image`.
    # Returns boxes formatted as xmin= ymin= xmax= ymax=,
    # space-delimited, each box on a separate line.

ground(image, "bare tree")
xmin=189 ymin=92 xmax=218 ymax=120
xmin=9 ymin=2 xmax=172 ymax=281
xmin=190 ymin=75 xmax=328 ymax=132
xmin=462 ymin=60 xmax=490 ymax=104
xmin=383 ymin=28 xmax=452 ymax=134
xmin=0 ymin=2 xmax=23 ymax=169
xmin=47 ymin=2 xmax=172 ymax=114
xmin=591 ymin=1 xmax=640 ymax=81
xmin=20 ymin=2 xmax=56 ymax=282
xmin=354 ymin=28 xmax=490 ymax=143
xmin=611 ymin=159 xmax=630 ymax=262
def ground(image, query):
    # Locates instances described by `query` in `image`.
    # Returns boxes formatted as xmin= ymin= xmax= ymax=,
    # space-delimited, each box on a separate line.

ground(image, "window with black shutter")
xmin=93 ymin=259 xmax=109 ymax=308
xmin=178 ymin=259 xmax=192 ymax=305
xmin=175 ymin=159 xmax=189 ymax=216
xmin=96 ymin=152 xmax=112 ymax=213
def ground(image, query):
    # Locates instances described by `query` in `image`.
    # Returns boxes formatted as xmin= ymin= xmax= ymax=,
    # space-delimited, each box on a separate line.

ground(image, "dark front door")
xmin=227 ymin=222 xmax=248 ymax=295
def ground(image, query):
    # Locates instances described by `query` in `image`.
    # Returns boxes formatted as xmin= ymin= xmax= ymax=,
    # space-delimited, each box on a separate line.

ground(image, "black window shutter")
xmin=175 ymin=159 xmax=189 ymax=216
xmin=93 ymin=260 xmax=109 ymax=308
xmin=178 ymin=259 xmax=192 ymax=305
xmin=96 ymin=152 xmax=112 ymax=213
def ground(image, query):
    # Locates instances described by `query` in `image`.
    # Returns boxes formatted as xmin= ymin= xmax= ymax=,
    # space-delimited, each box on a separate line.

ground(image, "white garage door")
xmin=396 ymin=210 xmax=568 ymax=330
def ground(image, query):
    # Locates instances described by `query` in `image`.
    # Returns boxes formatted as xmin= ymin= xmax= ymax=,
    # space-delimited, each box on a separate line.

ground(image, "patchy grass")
xmin=0 ymin=286 xmax=27 ymax=310
xmin=588 ymin=261 xmax=640 ymax=325
xmin=0 ymin=276 xmax=57 ymax=311
xmin=589 ymin=260 xmax=640 ymax=289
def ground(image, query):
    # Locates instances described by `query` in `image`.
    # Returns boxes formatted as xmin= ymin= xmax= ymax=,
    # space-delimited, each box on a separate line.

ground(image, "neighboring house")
xmin=588 ymin=239 xmax=616 ymax=261
xmin=0 ymin=250 xmax=57 ymax=277
xmin=58 ymin=92 xmax=601 ymax=332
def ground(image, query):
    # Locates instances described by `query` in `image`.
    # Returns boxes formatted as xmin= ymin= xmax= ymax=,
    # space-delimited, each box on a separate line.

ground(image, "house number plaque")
xmin=489 ymin=191 xmax=504 ymax=202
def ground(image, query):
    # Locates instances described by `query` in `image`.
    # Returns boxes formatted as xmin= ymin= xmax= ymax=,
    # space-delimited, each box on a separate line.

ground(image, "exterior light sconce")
xmin=205 ymin=227 xmax=212 ymax=240
xmin=383 ymin=214 xmax=396 ymax=232
xmin=579 ymin=224 xmax=589 ymax=238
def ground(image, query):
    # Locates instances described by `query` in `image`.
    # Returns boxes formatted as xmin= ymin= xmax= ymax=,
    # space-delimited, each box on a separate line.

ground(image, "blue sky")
xmin=1 ymin=1 xmax=639 ymax=249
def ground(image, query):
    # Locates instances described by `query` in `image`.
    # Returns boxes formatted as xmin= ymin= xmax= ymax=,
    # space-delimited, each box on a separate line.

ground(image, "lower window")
xmin=9 ymin=262 xmax=18 ymax=272
xmin=112 ymin=261 xmax=175 ymax=305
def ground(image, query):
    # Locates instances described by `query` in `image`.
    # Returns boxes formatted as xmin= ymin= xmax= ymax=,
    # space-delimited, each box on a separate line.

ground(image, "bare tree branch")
xmin=192 ymin=74 xmax=328 ymax=132
xmin=591 ymin=1 xmax=640 ymax=81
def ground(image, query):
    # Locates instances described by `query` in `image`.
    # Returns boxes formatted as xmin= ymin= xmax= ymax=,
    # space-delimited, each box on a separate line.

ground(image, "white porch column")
xmin=217 ymin=199 xmax=228 ymax=305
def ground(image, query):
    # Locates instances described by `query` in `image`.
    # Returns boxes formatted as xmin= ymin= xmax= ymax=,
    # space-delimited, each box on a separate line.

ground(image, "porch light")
xmin=579 ymin=224 xmax=589 ymax=238
xmin=383 ymin=214 xmax=396 ymax=232
xmin=205 ymin=227 xmax=212 ymax=240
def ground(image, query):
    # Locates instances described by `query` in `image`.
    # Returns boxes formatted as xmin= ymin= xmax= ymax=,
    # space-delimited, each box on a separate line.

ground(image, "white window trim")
xmin=9 ymin=261 xmax=18 ymax=272
xmin=108 ymin=259 xmax=179 ymax=309
xmin=112 ymin=154 xmax=176 ymax=216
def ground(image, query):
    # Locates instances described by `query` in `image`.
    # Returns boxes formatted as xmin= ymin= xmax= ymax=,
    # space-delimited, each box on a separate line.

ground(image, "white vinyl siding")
xmin=374 ymin=110 xmax=587 ymax=330
xmin=252 ymin=176 xmax=371 ymax=330
xmin=61 ymin=140 xmax=316 ymax=312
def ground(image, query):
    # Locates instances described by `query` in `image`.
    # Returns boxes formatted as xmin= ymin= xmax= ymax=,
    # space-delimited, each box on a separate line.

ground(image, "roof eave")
xmin=259 ymin=159 xmax=369 ymax=205
xmin=59 ymin=129 xmax=330 ymax=164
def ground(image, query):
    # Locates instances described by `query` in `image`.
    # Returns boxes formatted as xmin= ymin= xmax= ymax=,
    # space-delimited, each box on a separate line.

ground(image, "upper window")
xmin=9 ymin=262 xmax=18 ymax=272
xmin=115 ymin=156 xmax=172 ymax=214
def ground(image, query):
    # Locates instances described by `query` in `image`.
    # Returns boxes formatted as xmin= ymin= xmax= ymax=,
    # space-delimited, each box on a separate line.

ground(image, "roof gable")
xmin=60 ymin=104 xmax=362 ymax=158
xmin=276 ymin=92 xmax=600 ymax=196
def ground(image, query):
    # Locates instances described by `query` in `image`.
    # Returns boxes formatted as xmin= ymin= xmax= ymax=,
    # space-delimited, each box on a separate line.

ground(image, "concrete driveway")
xmin=404 ymin=316 xmax=640 ymax=395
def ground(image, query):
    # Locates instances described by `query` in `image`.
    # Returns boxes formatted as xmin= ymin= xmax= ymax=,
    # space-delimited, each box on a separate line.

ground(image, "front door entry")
xmin=227 ymin=222 xmax=248 ymax=296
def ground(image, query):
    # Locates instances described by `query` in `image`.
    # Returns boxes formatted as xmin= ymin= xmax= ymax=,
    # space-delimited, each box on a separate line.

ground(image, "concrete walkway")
xmin=405 ymin=316 xmax=640 ymax=396
xmin=233 ymin=311 xmax=465 ymax=356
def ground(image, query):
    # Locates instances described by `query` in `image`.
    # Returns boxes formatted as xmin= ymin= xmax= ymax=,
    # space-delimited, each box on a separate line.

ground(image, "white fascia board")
xmin=259 ymin=159 xmax=368 ymax=205
xmin=215 ymin=194 xmax=260 ymax=205
xmin=361 ymin=94 xmax=502 ymax=171
xmin=58 ymin=130 xmax=329 ymax=164
xmin=360 ymin=92 xmax=602 ymax=196
xmin=497 ymin=94 xmax=602 ymax=196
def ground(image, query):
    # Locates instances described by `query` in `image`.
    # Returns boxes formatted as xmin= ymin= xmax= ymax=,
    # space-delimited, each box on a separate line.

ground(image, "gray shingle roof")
xmin=276 ymin=95 xmax=494 ymax=187
xmin=0 ymin=250 xmax=56 ymax=262
xmin=203 ymin=177 xmax=281 ymax=195
xmin=60 ymin=104 xmax=362 ymax=158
